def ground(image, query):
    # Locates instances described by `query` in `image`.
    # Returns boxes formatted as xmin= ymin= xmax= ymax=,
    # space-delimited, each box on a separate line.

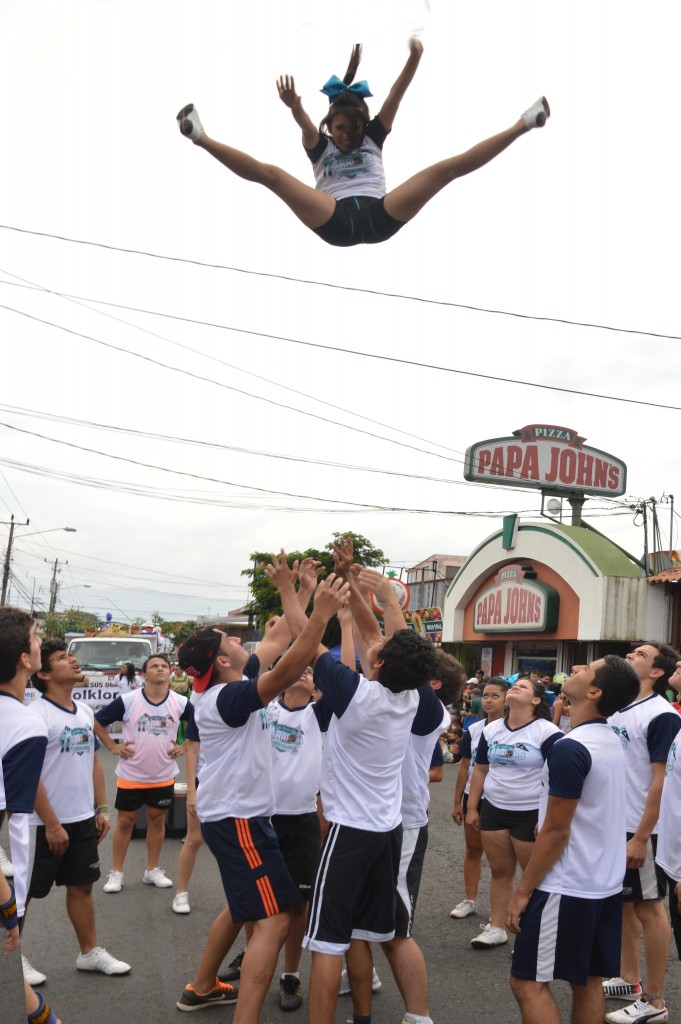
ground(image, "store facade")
xmin=442 ymin=520 xmax=668 ymax=677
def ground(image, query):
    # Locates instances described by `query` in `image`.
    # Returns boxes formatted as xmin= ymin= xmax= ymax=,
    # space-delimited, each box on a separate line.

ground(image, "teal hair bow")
xmin=320 ymin=75 xmax=373 ymax=101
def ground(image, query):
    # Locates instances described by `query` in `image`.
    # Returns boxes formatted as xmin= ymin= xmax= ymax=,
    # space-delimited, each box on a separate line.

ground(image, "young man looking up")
xmin=507 ymin=656 xmax=640 ymax=1024
xmin=25 ymin=641 xmax=130 ymax=978
xmin=94 ymin=653 xmax=194 ymax=893
xmin=602 ymin=642 xmax=681 ymax=1024
xmin=175 ymin=570 xmax=349 ymax=1019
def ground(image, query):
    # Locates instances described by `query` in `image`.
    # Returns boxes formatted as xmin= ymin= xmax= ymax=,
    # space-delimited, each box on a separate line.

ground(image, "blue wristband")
xmin=0 ymin=882 xmax=18 ymax=931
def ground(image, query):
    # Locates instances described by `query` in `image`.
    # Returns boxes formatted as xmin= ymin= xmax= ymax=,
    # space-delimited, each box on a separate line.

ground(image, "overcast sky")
xmin=1 ymin=0 xmax=679 ymax=623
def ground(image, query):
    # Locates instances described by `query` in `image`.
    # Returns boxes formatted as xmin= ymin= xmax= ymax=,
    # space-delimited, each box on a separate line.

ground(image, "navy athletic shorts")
xmin=313 ymin=196 xmax=405 ymax=247
xmin=201 ymin=815 xmax=303 ymax=923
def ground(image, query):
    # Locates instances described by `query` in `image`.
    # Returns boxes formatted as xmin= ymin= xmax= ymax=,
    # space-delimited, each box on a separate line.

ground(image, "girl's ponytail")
xmin=342 ymin=44 xmax=362 ymax=85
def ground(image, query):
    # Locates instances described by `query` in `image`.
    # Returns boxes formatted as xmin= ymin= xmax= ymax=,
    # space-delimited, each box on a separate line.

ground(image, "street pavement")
xmin=2 ymin=751 xmax=681 ymax=1023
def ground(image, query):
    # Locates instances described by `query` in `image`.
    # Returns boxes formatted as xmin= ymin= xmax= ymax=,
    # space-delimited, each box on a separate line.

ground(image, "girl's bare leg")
xmin=194 ymin=134 xmax=335 ymax=230
xmin=384 ymin=119 xmax=527 ymax=223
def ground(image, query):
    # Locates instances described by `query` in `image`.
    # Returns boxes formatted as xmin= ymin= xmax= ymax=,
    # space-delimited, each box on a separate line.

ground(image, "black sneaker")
xmin=218 ymin=949 xmax=245 ymax=983
xmin=176 ymin=980 xmax=237 ymax=1012
xmin=279 ymin=974 xmax=303 ymax=1012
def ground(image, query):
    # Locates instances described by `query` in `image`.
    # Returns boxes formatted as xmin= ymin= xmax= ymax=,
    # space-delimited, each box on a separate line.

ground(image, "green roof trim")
xmin=463 ymin=523 xmax=643 ymax=580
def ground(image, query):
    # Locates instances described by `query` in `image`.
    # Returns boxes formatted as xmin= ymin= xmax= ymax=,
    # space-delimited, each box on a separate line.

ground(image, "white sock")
xmin=403 ymin=1015 xmax=433 ymax=1024
xmin=282 ymin=971 xmax=300 ymax=980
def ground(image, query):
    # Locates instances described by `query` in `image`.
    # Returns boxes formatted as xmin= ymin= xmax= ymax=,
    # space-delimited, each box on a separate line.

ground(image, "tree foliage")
xmin=241 ymin=532 xmax=388 ymax=643
xmin=41 ymin=608 xmax=100 ymax=639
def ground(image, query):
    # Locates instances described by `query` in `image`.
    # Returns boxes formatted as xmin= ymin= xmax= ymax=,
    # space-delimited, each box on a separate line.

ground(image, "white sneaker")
xmin=177 ymin=104 xmax=205 ymax=141
xmin=450 ymin=899 xmax=477 ymax=918
xmin=0 ymin=844 xmax=13 ymax=877
xmin=470 ymin=923 xmax=508 ymax=948
xmin=522 ymin=96 xmax=550 ymax=129
xmin=103 ymin=870 xmax=124 ymax=893
xmin=605 ymin=1000 xmax=668 ymax=1024
xmin=22 ymin=954 xmax=47 ymax=986
xmin=602 ymin=978 xmax=643 ymax=1001
xmin=339 ymin=966 xmax=381 ymax=995
xmin=172 ymin=891 xmax=191 ymax=914
xmin=76 ymin=947 xmax=131 ymax=975
xmin=143 ymin=866 xmax=173 ymax=888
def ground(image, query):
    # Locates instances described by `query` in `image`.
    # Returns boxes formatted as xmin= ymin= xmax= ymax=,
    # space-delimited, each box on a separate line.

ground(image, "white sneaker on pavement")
xmin=172 ymin=891 xmax=191 ymax=914
xmin=76 ymin=947 xmax=132 ymax=975
xmin=0 ymin=844 xmax=13 ymax=877
xmin=450 ymin=899 xmax=477 ymax=918
xmin=143 ymin=867 xmax=173 ymax=888
xmin=602 ymin=977 xmax=643 ymax=1001
xmin=522 ymin=96 xmax=550 ymax=129
xmin=22 ymin=955 xmax=47 ymax=985
xmin=470 ymin=923 xmax=508 ymax=948
xmin=605 ymin=999 xmax=668 ymax=1024
xmin=339 ymin=966 xmax=381 ymax=995
xmin=103 ymin=870 xmax=124 ymax=893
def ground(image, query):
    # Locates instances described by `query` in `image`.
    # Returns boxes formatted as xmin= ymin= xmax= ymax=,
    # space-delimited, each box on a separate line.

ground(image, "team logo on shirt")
xmin=611 ymin=725 xmax=630 ymax=750
xmin=137 ymin=713 xmax=176 ymax=736
xmin=271 ymin=722 xmax=304 ymax=754
xmin=322 ymin=150 xmax=375 ymax=179
xmin=258 ymin=708 xmax=272 ymax=731
xmin=58 ymin=725 xmax=94 ymax=756
xmin=666 ymin=741 xmax=677 ymax=776
xmin=488 ymin=741 xmax=530 ymax=763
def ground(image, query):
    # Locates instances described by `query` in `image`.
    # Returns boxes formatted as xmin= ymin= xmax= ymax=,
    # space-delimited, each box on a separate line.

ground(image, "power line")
xmin=1 ymin=223 xmax=679 ymax=343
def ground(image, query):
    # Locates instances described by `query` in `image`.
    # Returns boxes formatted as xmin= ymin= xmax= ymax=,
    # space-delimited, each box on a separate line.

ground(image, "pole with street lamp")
xmin=1 ymin=522 xmax=77 ymax=607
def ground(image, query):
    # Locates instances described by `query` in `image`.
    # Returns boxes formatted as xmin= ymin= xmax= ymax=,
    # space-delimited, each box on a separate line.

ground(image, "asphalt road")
xmin=2 ymin=752 xmax=680 ymax=1023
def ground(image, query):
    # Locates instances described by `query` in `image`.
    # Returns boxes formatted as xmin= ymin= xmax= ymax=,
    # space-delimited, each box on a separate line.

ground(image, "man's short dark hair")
xmin=432 ymin=649 xmax=466 ymax=706
xmin=32 ymin=639 xmax=67 ymax=693
xmin=0 ymin=607 xmax=35 ymax=684
xmin=143 ymin=653 xmax=170 ymax=673
xmin=593 ymin=656 xmax=641 ymax=717
xmin=377 ymin=630 xmax=438 ymax=694
xmin=646 ymin=641 xmax=680 ymax=694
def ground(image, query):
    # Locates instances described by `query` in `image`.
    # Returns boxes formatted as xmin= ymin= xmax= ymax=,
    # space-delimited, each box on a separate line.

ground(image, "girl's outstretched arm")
xmin=377 ymin=38 xmax=423 ymax=132
xmin=277 ymin=75 xmax=320 ymax=149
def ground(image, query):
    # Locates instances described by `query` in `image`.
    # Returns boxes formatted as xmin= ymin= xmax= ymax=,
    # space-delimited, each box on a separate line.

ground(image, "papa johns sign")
xmin=464 ymin=424 xmax=627 ymax=497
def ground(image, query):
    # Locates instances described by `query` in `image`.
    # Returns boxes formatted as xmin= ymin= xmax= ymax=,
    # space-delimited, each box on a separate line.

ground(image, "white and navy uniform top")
xmin=401 ymin=688 xmax=450 ymax=831
xmin=655 ymin=735 xmax=681 ymax=882
xmin=608 ymin=693 xmax=681 ymax=834
xmin=305 ymin=117 xmax=389 ymax=201
xmin=537 ymin=720 xmax=627 ymax=898
xmin=459 ymin=718 xmax=487 ymax=796
xmin=0 ymin=690 xmax=48 ymax=814
xmin=476 ymin=717 xmax=562 ymax=811
xmin=28 ymin=697 xmax=98 ymax=825
xmin=313 ymin=652 xmax=420 ymax=833
xmin=268 ymin=698 xmax=333 ymax=816
xmin=185 ymin=653 xmax=259 ymax=782
xmin=95 ymin=687 xmax=194 ymax=784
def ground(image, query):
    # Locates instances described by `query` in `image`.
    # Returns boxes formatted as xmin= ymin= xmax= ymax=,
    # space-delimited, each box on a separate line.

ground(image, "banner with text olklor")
xmin=24 ymin=678 xmax=126 ymax=712
xmin=464 ymin=424 xmax=626 ymax=497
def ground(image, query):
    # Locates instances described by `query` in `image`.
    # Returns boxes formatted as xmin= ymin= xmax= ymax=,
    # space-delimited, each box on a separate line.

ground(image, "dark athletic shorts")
xmin=29 ymin=817 xmax=100 ymax=897
xmin=511 ymin=889 xmax=622 ymax=986
xmin=480 ymin=800 xmax=538 ymax=843
xmin=622 ymin=833 xmax=666 ymax=902
xmin=271 ymin=812 xmax=321 ymax=902
xmin=114 ymin=783 xmax=175 ymax=812
xmin=305 ymin=822 xmax=402 ymax=954
xmin=462 ymin=793 xmax=485 ymax=817
xmin=313 ymin=196 xmax=405 ymax=247
xmin=201 ymin=815 xmax=303 ymax=924
xmin=395 ymin=824 xmax=428 ymax=938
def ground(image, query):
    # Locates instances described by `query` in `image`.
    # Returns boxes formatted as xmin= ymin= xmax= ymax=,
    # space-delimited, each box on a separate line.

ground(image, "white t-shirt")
xmin=95 ymin=688 xmax=191 ymax=784
xmin=608 ymin=693 xmax=681 ymax=834
xmin=268 ymin=700 xmax=331 ymax=816
xmin=0 ymin=690 xmax=48 ymax=814
xmin=537 ymin=720 xmax=627 ymax=898
xmin=305 ymin=117 xmax=389 ymax=201
xmin=314 ymin=652 xmax=419 ymax=833
xmin=459 ymin=718 xmax=487 ymax=796
xmin=401 ymin=688 xmax=450 ymax=830
xmin=194 ymin=678 xmax=275 ymax=822
xmin=655 ymin=735 xmax=681 ymax=881
xmin=476 ymin=717 xmax=562 ymax=811
xmin=28 ymin=697 xmax=97 ymax=824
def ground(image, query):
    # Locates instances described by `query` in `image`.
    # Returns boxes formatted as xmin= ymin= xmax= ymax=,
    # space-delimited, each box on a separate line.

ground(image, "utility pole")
xmin=47 ymin=557 xmax=67 ymax=613
xmin=1 ymin=515 xmax=30 ymax=606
